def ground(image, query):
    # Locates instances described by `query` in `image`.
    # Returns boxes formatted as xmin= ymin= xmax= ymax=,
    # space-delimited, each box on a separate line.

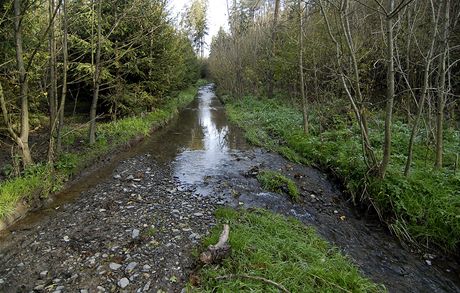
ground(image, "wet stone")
xmin=118 ymin=277 xmax=129 ymax=288
xmin=109 ymin=263 xmax=122 ymax=270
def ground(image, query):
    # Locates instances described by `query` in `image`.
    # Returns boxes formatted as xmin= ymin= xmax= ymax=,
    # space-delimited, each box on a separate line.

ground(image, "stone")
xmin=193 ymin=212 xmax=203 ymax=217
xmin=118 ymin=277 xmax=130 ymax=288
xmin=142 ymin=265 xmax=151 ymax=272
xmin=126 ymin=175 xmax=134 ymax=180
xmin=0 ymin=279 xmax=4 ymax=284
xmin=143 ymin=281 xmax=151 ymax=292
xmin=34 ymin=285 xmax=45 ymax=291
xmin=132 ymin=229 xmax=140 ymax=239
xmin=97 ymin=286 xmax=106 ymax=292
xmin=113 ymin=174 xmax=121 ymax=179
xmin=39 ymin=271 xmax=48 ymax=278
xmin=80 ymin=290 xmax=89 ymax=293
xmin=109 ymin=263 xmax=122 ymax=270
xmin=63 ymin=236 xmax=70 ymax=242
xmin=425 ymin=260 xmax=432 ymax=266
xmin=126 ymin=262 xmax=138 ymax=272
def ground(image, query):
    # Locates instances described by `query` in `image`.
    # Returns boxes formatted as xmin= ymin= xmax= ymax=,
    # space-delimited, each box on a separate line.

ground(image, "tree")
xmin=184 ymin=0 xmax=208 ymax=58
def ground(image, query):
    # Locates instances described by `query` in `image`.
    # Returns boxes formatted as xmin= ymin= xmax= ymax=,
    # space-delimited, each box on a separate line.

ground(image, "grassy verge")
xmin=225 ymin=97 xmax=460 ymax=252
xmin=257 ymin=169 xmax=299 ymax=201
xmin=0 ymin=82 xmax=202 ymax=221
xmin=191 ymin=208 xmax=385 ymax=292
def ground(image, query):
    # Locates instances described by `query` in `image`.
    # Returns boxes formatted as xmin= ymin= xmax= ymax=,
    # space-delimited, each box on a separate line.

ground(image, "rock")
xmin=0 ymin=279 xmax=4 ymax=284
xmin=172 ymin=209 xmax=180 ymax=214
xmin=56 ymin=286 xmax=64 ymax=291
xmin=97 ymin=286 xmax=106 ymax=292
xmin=118 ymin=277 xmax=130 ymax=288
xmin=34 ymin=284 xmax=45 ymax=291
xmin=333 ymin=210 xmax=339 ymax=214
xmin=80 ymin=290 xmax=89 ymax=293
xmin=63 ymin=236 xmax=70 ymax=242
xmin=193 ymin=212 xmax=203 ymax=217
xmin=113 ymin=174 xmax=121 ymax=179
xmin=142 ymin=281 xmax=151 ymax=292
xmin=109 ymin=263 xmax=122 ymax=270
xmin=126 ymin=175 xmax=134 ymax=180
xmin=425 ymin=260 xmax=432 ymax=266
xmin=39 ymin=270 xmax=48 ymax=278
xmin=142 ymin=265 xmax=151 ymax=272
xmin=132 ymin=229 xmax=140 ymax=239
xmin=125 ymin=262 xmax=138 ymax=272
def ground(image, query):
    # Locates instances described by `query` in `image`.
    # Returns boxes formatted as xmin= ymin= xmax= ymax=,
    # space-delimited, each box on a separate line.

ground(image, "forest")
xmin=0 ymin=0 xmax=202 ymax=219
xmin=209 ymin=0 xmax=460 ymax=252
xmin=0 ymin=0 xmax=459 ymax=291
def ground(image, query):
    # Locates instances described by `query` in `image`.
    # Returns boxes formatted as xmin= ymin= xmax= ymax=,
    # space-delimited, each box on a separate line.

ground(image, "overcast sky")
xmin=168 ymin=0 xmax=229 ymax=56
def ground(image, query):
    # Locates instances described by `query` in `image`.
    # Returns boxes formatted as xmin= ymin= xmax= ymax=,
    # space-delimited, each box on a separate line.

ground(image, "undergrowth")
xmin=257 ymin=169 xmax=299 ymax=201
xmin=0 ymin=83 xmax=201 ymax=221
xmin=226 ymin=96 xmax=460 ymax=252
xmin=191 ymin=208 xmax=385 ymax=292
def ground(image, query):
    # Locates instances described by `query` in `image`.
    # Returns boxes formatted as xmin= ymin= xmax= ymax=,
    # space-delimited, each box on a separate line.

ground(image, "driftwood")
xmin=200 ymin=224 xmax=230 ymax=264
xmin=216 ymin=274 xmax=290 ymax=293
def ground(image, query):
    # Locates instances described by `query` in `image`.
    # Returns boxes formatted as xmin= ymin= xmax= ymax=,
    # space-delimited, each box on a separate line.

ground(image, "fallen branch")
xmin=216 ymin=274 xmax=290 ymax=293
xmin=200 ymin=224 xmax=230 ymax=264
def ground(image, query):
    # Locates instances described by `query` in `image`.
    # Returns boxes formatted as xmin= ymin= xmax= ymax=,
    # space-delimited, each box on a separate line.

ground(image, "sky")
xmin=168 ymin=0 xmax=229 ymax=56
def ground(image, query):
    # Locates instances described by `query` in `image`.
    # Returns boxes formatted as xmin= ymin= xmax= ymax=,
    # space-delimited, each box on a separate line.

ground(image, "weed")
xmin=257 ymin=170 xmax=299 ymax=201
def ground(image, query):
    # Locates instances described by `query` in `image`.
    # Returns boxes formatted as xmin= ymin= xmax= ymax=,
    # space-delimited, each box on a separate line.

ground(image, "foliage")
xmin=226 ymin=97 xmax=460 ymax=252
xmin=191 ymin=208 xmax=385 ymax=292
xmin=257 ymin=169 xmax=299 ymax=201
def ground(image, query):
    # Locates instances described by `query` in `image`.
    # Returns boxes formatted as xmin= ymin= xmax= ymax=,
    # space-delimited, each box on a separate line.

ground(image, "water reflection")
xmin=172 ymin=84 xmax=247 ymax=185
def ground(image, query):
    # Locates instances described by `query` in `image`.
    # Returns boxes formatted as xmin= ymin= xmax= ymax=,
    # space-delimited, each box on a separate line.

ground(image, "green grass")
xmin=225 ymin=96 xmax=460 ymax=252
xmin=257 ymin=170 xmax=299 ymax=201
xmin=190 ymin=208 xmax=385 ymax=292
xmin=0 ymin=83 xmax=200 ymax=222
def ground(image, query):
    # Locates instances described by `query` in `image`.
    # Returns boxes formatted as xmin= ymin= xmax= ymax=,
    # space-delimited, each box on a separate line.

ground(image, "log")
xmin=200 ymin=224 xmax=230 ymax=264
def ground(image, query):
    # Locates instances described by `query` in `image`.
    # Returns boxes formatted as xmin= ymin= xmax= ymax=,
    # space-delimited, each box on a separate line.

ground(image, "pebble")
xmin=126 ymin=262 xmax=138 ymax=272
xmin=34 ymin=285 xmax=45 ymax=290
xmin=80 ymin=290 xmax=89 ymax=293
xmin=193 ymin=212 xmax=203 ymax=217
xmin=143 ymin=281 xmax=151 ymax=291
xmin=109 ymin=263 xmax=122 ymax=270
xmin=0 ymin=279 xmax=4 ymax=284
xmin=118 ymin=277 xmax=130 ymax=288
xmin=126 ymin=175 xmax=134 ymax=180
xmin=142 ymin=265 xmax=151 ymax=272
xmin=97 ymin=286 xmax=106 ymax=292
xmin=132 ymin=229 xmax=140 ymax=239
xmin=113 ymin=174 xmax=121 ymax=179
xmin=63 ymin=236 xmax=70 ymax=242
xmin=39 ymin=270 xmax=48 ymax=278
xmin=425 ymin=260 xmax=432 ymax=266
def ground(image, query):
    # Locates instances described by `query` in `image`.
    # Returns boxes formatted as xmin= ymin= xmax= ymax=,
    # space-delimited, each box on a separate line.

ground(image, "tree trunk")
xmin=14 ymin=0 xmax=33 ymax=167
xmin=89 ymin=0 xmax=102 ymax=145
xmin=56 ymin=0 xmax=68 ymax=154
xmin=48 ymin=0 xmax=58 ymax=163
xmin=267 ymin=0 xmax=280 ymax=98
xmin=299 ymin=0 xmax=308 ymax=134
xmin=434 ymin=0 xmax=450 ymax=169
xmin=379 ymin=0 xmax=395 ymax=178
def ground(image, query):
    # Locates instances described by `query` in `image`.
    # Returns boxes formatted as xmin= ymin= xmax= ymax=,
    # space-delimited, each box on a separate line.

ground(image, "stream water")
xmin=1 ymin=84 xmax=459 ymax=292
